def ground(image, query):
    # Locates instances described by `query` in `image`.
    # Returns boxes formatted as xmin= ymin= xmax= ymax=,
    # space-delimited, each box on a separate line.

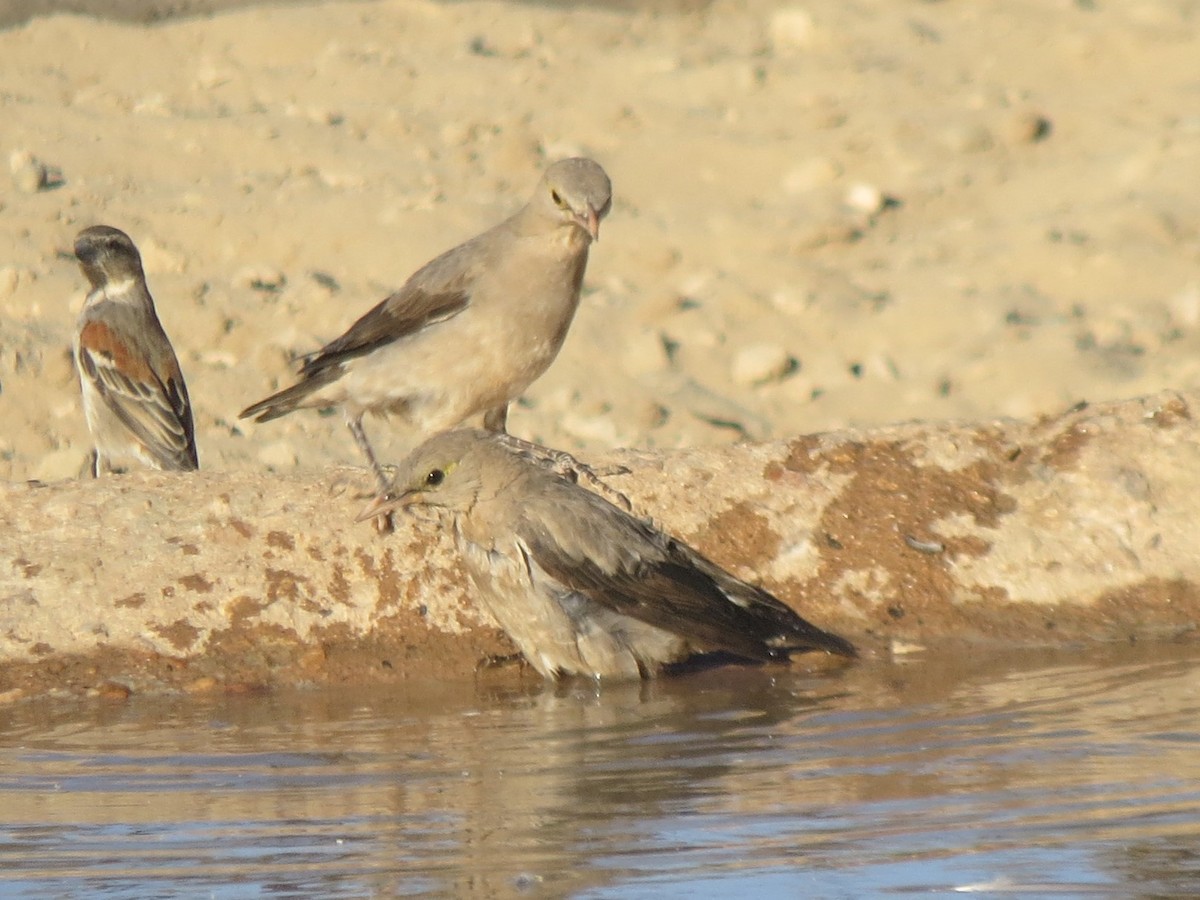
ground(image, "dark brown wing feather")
xmin=238 ymin=281 xmax=471 ymax=422
xmin=299 ymin=284 xmax=470 ymax=377
xmin=516 ymin=484 xmax=855 ymax=661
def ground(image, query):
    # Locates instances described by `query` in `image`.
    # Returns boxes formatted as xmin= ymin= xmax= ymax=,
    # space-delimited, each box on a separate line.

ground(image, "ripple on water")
xmin=0 ymin=643 xmax=1199 ymax=897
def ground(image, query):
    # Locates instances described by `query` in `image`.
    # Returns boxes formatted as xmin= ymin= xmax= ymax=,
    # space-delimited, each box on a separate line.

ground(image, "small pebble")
xmin=96 ymin=681 xmax=133 ymax=701
xmin=1006 ymin=110 xmax=1053 ymax=144
xmin=1167 ymin=283 xmax=1200 ymax=328
xmin=0 ymin=266 xmax=21 ymax=298
xmin=622 ymin=328 xmax=671 ymax=376
xmin=790 ymin=219 xmax=861 ymax=252
xmin=844 ymin=182 xmax=887 ymax=216
xmin=732 ymin=344 xmax=797 ymax=387
xmin=9 ymin=150 xmax=48 ymax=193
xmin=233 ymin=265 xmax=287 ymax=293
xmin=769 ymin=8 xmax=816 ymax=52
xmin=138 ymin=237 xmax=187 ymax=275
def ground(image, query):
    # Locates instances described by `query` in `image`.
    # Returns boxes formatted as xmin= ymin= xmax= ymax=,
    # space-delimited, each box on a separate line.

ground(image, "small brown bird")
xmin=73 ymin=225 xmax=198 ymax=476
xmin=361 ymin=429 xmax=857 ymax=681
xmin=239 ymin=158 xmax=612 ymax=492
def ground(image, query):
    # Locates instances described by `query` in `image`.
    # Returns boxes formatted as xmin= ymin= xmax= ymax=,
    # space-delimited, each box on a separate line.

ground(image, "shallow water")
xmin=1 ymin=643 xmax=1199 ymax=897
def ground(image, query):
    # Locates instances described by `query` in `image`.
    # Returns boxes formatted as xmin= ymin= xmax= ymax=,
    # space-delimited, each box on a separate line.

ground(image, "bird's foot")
xmin=330 ymin=469 xmax=397 ymax=533
xmin=475 ymin=652 xmax=527 ymax=673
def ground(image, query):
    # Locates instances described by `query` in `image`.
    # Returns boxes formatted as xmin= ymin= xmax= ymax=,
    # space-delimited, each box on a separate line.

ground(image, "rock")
xmin=9 ymin=150 xmax=49 ymax=193
xmin=233 ymin=265 xmax=287 ymax=294
xmin=0 ymin=267 xmax=21 ymax=298
xmin=768 ymin=8 xmax=816 ymax=53
xmin=844 ymin=182 xmax=887 ymax=216
xmin=622 ymin=327 xmax=672 ymax=376
xmin=4 ymin=392 xmax=1200 ymax=696
xmin=138 ymin=237 xmax=188 ymax=275
xmin=1167 ymin=283 xmax=1200 ymax=329
xmin=732 ymin=343 xmax=797 ymax=386
xmin=789 ymin=218 xmax=862 ymax=252
xmin=1005 ymin=110 xmax=1053 ymax=144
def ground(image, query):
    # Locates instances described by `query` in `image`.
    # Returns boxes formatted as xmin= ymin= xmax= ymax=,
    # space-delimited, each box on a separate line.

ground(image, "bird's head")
xmin=74 ymin=225 xmax=145 ymax=290
xmin=536 ymin=157 xmax=612 ymax=243
xmin=357 ymin=429 xmax=495 ymax=522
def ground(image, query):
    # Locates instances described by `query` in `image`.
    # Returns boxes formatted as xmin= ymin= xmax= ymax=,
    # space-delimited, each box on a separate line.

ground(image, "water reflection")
xmin=1 ymin=644 xmax=1199 ymax=896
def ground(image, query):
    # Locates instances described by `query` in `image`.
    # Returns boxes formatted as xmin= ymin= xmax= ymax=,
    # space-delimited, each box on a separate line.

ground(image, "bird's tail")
xmin=768 ymin=619 xmax=858 ymax=659
xmin=734 ymin=584 xmax=858 ymax=659
xmin=238 ymin=367 xmax=341 ymax=423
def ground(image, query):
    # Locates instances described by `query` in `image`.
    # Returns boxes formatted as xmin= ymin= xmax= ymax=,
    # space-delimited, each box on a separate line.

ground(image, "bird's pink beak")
xmin=356 ymin=489 xmax=417 ymax=523
xmin=577 ymin=205 xmax=601 ymax=242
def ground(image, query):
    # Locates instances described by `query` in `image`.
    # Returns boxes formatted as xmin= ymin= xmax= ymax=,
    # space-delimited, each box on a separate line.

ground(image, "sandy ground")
xmin=2 ymin=0 xmax=1199 ymax=484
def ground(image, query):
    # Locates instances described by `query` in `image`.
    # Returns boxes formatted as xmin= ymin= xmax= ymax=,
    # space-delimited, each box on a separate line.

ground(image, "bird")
xmin=360 ymin=429 xmax=858 ymax=681
xmin=239 ymin=158 xmax=613 ymax=494
xmin=72 ymin=225 xmax=199 ymax=476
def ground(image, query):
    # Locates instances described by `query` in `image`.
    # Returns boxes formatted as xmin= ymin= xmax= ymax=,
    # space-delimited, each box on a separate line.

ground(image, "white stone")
xmin=845 ymin=182 xmax=886 ymax=216
xmin=731 ymin=343 xmax=796 ymax=387
xmin=0 ymin=267 xmax=20 ymax=298
xmin=622 ymin=328 xmax=671 ymax=377
xmin=768 ymin=8 xmax=816 ymax=52
xmin=9 ymin=150 xmax=46 ymax=193
xmin=138 ymin=238 xmax=188 ymax=275
xmin=1168 ymin=283 xmax=1200 ymax=328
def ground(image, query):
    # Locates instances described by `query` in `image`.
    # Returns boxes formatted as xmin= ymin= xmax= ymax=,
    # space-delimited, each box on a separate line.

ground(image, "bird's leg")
xmin=482 ymin=405 xmax=508 ymax=433
xmin=344 ymin=412 xmax=391 ymax=494
xmin=345 ymin=412 xmax=394 ymax=532
xmin=81 ymin=449 xmax=100 ymax=479
xmin=492 ymin=429 xmax=633 ymax=512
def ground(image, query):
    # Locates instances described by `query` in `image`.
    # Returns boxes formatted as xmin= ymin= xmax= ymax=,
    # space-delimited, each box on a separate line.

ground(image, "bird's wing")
xmin=77 ymin=310 xmax=198 ymax=471
xmin=299 ymin=240 xmax=483 ymax=377
xmin=514 ymin=485 xmax=783 ymax=661
xmin=514 ymin=477 xmax=855 ymax=659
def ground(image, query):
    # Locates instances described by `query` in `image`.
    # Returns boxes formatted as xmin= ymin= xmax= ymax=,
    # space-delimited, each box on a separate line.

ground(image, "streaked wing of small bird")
xmin=77 ymin=309 xmax=197 ymax=471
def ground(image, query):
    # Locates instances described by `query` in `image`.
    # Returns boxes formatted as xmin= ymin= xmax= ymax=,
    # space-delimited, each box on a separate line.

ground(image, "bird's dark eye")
xmin=551 ymin=189 xmax=566 ymax=208
xmin=424 ymin=468 xmax=445 ymax=487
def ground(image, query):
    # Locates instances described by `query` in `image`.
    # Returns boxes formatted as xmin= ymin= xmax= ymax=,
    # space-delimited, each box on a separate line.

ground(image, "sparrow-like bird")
xmin=239 ymin=158 xmax=612 ymax=492
xmin=73 ymin=225 xmax=198 ymax=475
xmin=361 ymin=429 xmax=857 ymax=681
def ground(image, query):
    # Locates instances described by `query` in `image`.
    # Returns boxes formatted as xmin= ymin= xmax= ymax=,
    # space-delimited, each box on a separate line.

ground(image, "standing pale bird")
xmin=361 ymin=430 xmax=858 ymax=681
xmin=239 ymin=158 xmax=612 ymax=492
xmin=72 ymin=225 xmax=199 ymax=476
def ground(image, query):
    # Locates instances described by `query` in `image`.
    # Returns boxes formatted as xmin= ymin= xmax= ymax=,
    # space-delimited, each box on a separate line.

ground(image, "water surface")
xmin=2 ymin=643 xmax=1199 ymax=897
